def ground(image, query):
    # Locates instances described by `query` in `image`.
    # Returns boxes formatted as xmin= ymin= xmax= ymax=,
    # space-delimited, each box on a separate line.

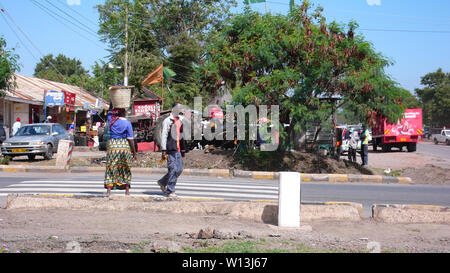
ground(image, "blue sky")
xmin=1 ymin=0 xmax=449 ymax=94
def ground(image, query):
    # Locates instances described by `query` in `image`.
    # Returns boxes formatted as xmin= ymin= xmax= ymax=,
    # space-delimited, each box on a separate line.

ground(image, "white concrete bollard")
xmin=278 ymin=172 xmax=301 ymax=228
xmin=55 ymin=140 xmax=73 ymax=169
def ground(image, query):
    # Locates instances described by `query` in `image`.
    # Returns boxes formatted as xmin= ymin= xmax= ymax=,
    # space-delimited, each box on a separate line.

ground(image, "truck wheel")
xmin=434 ymin=138 xmax=438 ymax=145
xmin=372 ymin=141 xmax=377 ymax=151
xmin=446 ymin=139 xmax=450 ymax=146
xmin=407 ymin=143 xmax=417 ymax=152
xmin=381 ymin=144 xmax=390 ymax=152
xmin=28 ymin=155 xmax=36 ymax=161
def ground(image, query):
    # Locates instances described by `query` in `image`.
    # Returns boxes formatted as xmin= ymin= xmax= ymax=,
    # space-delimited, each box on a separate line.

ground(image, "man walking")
xmin=157 ymin=102 xmax=187 ymax=198
xmin=360 ymin=125 xmax=371 ymax=166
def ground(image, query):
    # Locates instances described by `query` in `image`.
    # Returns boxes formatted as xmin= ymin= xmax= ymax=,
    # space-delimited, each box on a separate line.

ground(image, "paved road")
xmin=1 ymin=173 xmax=449 ymax=217
xmin=417 ymin=142 xmax=450 ymax=160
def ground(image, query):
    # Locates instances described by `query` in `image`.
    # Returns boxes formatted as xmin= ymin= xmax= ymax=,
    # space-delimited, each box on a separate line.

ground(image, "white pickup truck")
xmin=432 ymin=129 xmax=450 ymax=145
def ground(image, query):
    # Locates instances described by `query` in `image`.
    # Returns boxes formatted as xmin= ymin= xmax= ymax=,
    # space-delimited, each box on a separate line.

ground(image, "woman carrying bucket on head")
xmin=104 ymin=108 xmax=137 ymax=196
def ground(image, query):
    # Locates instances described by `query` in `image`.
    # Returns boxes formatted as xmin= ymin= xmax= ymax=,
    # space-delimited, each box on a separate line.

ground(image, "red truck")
xmin=372 ymin=108 xmax=423 ymax=152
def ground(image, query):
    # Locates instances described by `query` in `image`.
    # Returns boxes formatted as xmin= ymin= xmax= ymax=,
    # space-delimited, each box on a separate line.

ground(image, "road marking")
xmin=0 ymin=179 xmax=280 ymax=200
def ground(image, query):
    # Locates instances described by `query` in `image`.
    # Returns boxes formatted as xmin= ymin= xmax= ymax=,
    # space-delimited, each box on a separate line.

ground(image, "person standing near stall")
xmin=104 ymin=108 xmax=137 ymax=196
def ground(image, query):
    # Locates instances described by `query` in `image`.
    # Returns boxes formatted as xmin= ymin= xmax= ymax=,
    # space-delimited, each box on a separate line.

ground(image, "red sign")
xmin=134 ymin=100 xmax=160 ymax=119
xmin=62 ymin=90 xmax=76 ymax=106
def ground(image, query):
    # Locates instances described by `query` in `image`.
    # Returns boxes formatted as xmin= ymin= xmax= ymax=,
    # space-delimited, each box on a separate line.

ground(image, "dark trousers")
xmin=348 ymin=148 xmax=357 ymax=163
xmin=361 ymin=144 xmax=369 ymax=166
xmin=158 ymin=151 xmax=183 ymax=194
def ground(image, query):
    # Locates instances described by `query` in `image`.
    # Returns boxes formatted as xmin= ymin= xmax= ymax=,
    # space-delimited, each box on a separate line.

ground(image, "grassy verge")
xmin=183 ymin=239 xmax=348 ymax=253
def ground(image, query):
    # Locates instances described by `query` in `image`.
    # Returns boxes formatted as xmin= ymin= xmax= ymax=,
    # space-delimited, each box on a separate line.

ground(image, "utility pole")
xmin=124 ymin=5 xmax=128 ymax=86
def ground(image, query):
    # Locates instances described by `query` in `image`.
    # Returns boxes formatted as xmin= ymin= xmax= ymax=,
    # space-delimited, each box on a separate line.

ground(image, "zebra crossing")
xmin=0 ymin=177 xmax=280 ymax=201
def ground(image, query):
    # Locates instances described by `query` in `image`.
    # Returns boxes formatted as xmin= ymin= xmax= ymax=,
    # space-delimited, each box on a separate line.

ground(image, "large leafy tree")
xmin=34 ymin=54 xmax=88 ymax=82
xmin=200 ymin=2 xmax=406 ymax=146
xmin=0 ymin=36 xmax=20 ymax=96
xmin=33 ymin=53 xmax=120 ymax=98
xmin=415 ymin=68 xmax=450 ymax=127
xmin=97 ymin=0 xmax=237 ymax=108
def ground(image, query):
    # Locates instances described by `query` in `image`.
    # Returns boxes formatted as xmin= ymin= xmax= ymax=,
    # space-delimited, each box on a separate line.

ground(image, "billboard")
xmin=44 ymin=90 xmax=65 ymax=107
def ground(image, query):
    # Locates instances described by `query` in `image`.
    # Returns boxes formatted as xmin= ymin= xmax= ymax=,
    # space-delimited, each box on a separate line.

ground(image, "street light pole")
xmin=124 ymin=5 xmax=128 ymax=86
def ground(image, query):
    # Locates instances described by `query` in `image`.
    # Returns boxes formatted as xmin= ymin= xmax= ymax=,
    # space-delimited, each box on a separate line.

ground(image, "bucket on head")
xmin=109 ymin=86 xmax=133 ymax=109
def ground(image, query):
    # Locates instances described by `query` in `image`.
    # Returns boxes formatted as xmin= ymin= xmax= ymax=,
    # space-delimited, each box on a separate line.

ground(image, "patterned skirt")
xmin=104 ymin=138 xmax=133 ymax=190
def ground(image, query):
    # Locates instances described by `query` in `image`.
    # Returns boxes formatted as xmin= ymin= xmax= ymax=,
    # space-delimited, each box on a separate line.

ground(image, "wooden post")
xmin=161 ymin=80 xmax=164 ymax=111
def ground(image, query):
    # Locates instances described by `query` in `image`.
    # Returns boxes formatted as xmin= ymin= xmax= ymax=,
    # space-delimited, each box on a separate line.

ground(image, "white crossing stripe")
xmin=0 ymin=179 xmax=279 ymax=200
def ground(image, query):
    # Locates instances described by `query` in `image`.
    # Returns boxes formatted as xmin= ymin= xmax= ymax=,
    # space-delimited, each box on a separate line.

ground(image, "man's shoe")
xmin=157 ymin=181 xmax=167 ymax=193
xmin=166 ymin=193 xmax=177 ymax=198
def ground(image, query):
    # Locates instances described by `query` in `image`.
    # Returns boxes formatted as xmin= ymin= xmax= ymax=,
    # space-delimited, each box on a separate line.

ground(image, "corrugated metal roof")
xmin=4 ymin=74 xmax=109 ymax=109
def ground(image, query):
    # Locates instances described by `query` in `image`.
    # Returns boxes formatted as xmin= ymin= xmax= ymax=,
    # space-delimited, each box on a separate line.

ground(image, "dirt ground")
xmin=1 ymin=208 xmax=449 ymax=253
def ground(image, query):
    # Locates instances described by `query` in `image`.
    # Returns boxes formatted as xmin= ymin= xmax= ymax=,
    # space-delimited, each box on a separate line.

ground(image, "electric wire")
xmin=29 ymin=0 xmax=105 ymax=49
xmin=0 ymin=10 xmax=40 ymax=63
xmin=56 ymin=0 xmax=98 ymax=28
xmin=0 ymin=4 xmax=65 ymax=79
xmin=43 ymin=0 xmax=99 ymax=36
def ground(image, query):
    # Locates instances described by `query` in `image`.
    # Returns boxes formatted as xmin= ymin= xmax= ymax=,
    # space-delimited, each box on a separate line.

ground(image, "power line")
xmin=29 ymin=0 xmax=99 ymax=40
xmin=263 ymin=1 xmax=450 ymax=33
xmin=29 ymin=0 xmax=105 ymax=49
xmin=56 ymin=0 xmax=98 ymax=27
xmin=43 ymin=0 xmax=99 ymax=37
xmin=0 ymin=4 xmax=65 ymax=79
xmin=0 ymin=10 xmax=40 ymax=62
xmin=360 ymin=28 xmax=450 ymax=34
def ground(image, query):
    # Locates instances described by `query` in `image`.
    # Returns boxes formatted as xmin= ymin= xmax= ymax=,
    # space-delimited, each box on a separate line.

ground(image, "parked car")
xmin=1 ymin=123 xmax=74 ymax=160
xmin=432 ymin=129 xmax=450 ymax=145
xmin=0 ymin=121 xmax=6 ymax=144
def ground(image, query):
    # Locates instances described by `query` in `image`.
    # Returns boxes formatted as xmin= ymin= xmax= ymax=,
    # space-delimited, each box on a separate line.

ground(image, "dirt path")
xmin=1 ymin=209 xmax=449 ymax=253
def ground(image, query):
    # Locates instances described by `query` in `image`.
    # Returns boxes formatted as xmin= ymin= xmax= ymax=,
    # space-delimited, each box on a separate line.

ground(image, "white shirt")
xmin=12 ymin=121 xmax=21 ymax=136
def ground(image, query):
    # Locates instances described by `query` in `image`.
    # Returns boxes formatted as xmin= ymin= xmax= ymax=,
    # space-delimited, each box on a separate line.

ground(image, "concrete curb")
xmin=70 ymin=166 xmax=230 ymax=177
xmin=0 ymin=164 xmax=413 ymax=184
xmin=3 ymin=194 xmax=448 ymax=223
xmin=372 ymin=204 xmax=450 ymax=224
xmin=3 ymin=194 xmax=363 ymax=222
xmin=0 ymin=165 xmax=67 ymax=173
xmin=233 ymin=170 xmax=414 ymax=184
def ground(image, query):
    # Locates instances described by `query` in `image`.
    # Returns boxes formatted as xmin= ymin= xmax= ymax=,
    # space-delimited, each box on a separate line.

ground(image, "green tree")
xmin=398 ymin=88 xmax=421 ymax=109
xmin=97 ymin=0 xmax=237 ymax=108
xmin=34 ymin=54 xmax=88 ymax=82
xmin=0 ymin=36 xmax=20 ymax=96
xmin=415 ymin=68 xmax=450 ymax=127
xmin=200 ymin=2 xmax=406 ymax=146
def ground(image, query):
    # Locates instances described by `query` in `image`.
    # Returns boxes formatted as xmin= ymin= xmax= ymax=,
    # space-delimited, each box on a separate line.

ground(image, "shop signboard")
xmin=134 ymin=100 xmax=160 ymax=118
xmin=44 ymin=90 xmax=65 ymax=107
xmin=62 ymin=90 xmax=76 ymax=106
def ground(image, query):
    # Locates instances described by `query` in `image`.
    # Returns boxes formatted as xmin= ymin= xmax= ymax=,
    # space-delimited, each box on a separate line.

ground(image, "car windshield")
xmin=16 ymin=125 xmax=50 ymax=136
xmin=445 ymin=130 xmax=450 ymax=135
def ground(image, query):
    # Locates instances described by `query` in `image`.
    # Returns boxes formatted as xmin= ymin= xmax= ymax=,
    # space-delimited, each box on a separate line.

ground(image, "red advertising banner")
xmin=133 ymin=100 xmax=160 ymax=119
xmin=62 ymin=90 xmax=76 ymax=106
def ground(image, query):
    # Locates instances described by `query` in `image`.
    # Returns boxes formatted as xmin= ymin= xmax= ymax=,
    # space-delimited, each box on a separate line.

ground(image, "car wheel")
xmin=434 ymin=138 xmax=438 ymax=145
xmin=44 ymin=144 xmax=53 ymax=160
xmin=28 ymin=155 xmax=36 ymax=161
xmin=446 ymin=139 xmax=450 ymax=146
